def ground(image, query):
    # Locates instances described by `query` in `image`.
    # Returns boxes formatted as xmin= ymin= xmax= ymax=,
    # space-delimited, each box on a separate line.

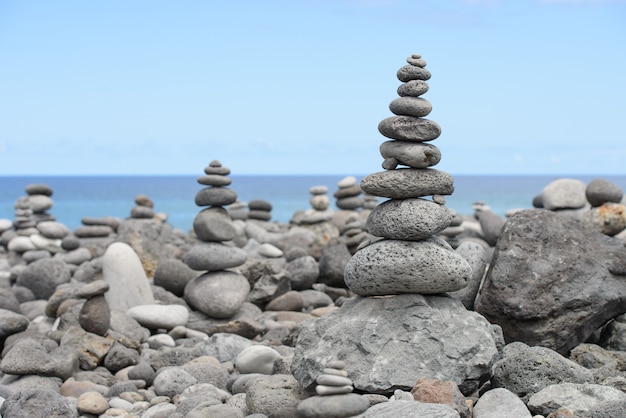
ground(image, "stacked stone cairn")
xmin=292 ymin=54 xmax=500 ymax=396
xmin=296 ymin=360 xmax=369 ymax=418
xmin=182 ymin=160 xmax=251 ymax=319
xmin=292 ymin=185 xmax=333 ymax=225
xmin=345 ymin=53 xmax=469 ymax=296
xmin=247 ymin=199 xmax=273 ymax=222
xmin=130 ymin=194 xmax=155 ymax=219
xmin=333 ymin=176 xmax=363 ymax=211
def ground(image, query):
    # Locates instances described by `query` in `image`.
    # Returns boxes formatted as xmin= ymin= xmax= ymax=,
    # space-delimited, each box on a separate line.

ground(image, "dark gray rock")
xmin=103 ymin=342 xmax=139 ymax=373
xmin=586 ymin=178 xmax=624 ymax=207
xmin=0 ymin=388 xmax=77 ymax=417
xmin=286 ymin=255 xmax=318 ymax=291
xmin=128 ymin=361 xmax=156 ymax=386
xmin=153 ymin=368 xmax=198 ymax=398
xmin=317 ymin=240 xmax=352 ymax=288
xmin=16 ymin=258 xmax=71 ymax=300
xmin=153 ymin=258 xmax=198 ymax=297
xmin=490 ymin=342 xmax=593 ymax=403
xmin=245 ymin=374 xmax=306 ymax=418
xmin=195 ymin=187 xmax=237 ymax=207
xmin=0 ymin=338 xmax=78 ymax=380
xmin=184 ymin=271 xmax=250 ymax=318
xmin=292 ymin=294 xmax=501 ymax=395
xmin=527 ymin=382 xmax=626 ymax=416
xmin=475 ymin=209 xmax=626 ymax=354
xmin=378 ymin=115 xmax=441 ymax=141
xmin=79 ymin=295 xmax=110 ymax=336
xmin=0 ymin=309 xmax=29 ymax=339
xmin=360 ymin=168 xmax=453 ymax=199
xmin=0 ymin=287 xmax=22 ymax=313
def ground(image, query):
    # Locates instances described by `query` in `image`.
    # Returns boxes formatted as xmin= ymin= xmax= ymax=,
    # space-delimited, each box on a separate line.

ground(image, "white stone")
xmin=127 ymin=304 xmax=189 ymax=330
xmin=102 ymin=242 xmax=154 ymax=311
xmin=235 ymin=345 xmax=282 ymax=375
xmin=258 ymin=243 xmax=283 ymax=258
xmin=30 ymin=233 xmax=63 ymax=253
xmin=7 ymin=236 xmax=36 ymax=253
xmin=0 ymin=218 xmax=13 ymax=233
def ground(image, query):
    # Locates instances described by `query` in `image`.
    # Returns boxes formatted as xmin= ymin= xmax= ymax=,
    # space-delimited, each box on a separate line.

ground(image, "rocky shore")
xmin=2 ymin=54 xmax=626 ymax=418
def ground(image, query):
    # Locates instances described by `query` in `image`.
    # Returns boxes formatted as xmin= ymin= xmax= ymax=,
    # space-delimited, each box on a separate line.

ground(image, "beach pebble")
xmin=79 ymin=295 xmax=110 ymax=336
xmin=258 ymin=243 xmax=283 ymax=258
xmin=397 ymin=79 xmax=429 ymax=96
xmin=25 ymin=183 xmax=53 ymax=196
xmin=586 ymin=178 xmax=624 ymax=207
xmin=153 ymin=258 xmax=198 ymax=297
xmin=195 ymin=187 xmax=238 ymax=207
xmin=197 ymin=173 xmax=232 ymax=186
xmin=286 ymin=255 xmax=319 ymax=290
xmin=389 ymin=96 xmax=432 ymax=117
xmin=30 ymin=233 xmax=63 ymax=253
xmin=541 ymin=178 xmax=587 ymax=210
xmin=26 ymin=194 xmax=53 ymax=213
xmin=127 ymin=304 xmax=189 ymax=330
xmin=378 ymin=115 xmax=441 ymax=141
xmin=74 ymin=224 xmax=114 ymax=238
xmin=360 ymin=400 xmax=459 ymax=417
xmin=527 ymin=382 xmax=626 ymax=416
xmin=193 ymin=207 xmax=236 ymax=241
xmin=581 ymin=203 xmax=626 ymax=236
xmin=297 ymin=393 xmax=369 ymax=418
xmin=344 ymin=237 xmax=470 ymax=295
xmin=473 ymin=387 xmax=532 ymax=418
xmin=102 ymin=242 xmax=154 ymax=311
xmin=153 ymin=368 xmax=198 ymax=398
xmin=380 ymin=140 xmax=441 ymax=169
xmin=36 ymin=220 xmax=70 ymax=238
xmin=265 ymin=290 xmax=304 ymax=312
xmin=77 ymin=391 xmax=109 ymax=415
xmin=183 ymin=242 xmax=247 ymax=271
xmin=235 ymin=345 xmax=282 ymax=375
xmin=16 ymin=257 xmax=71 ymax=299
xmin=361 ymin=168 xmax=453 ymax=199
xmin=366 ymin=197 xmax=452 ymax=240
xmin=244 ymin=374 xmax=306 ymax=416
xmin=411 ymin=378 xmax=470 ymax=417
xmin=104 ymin=342 xmax=139 ymax=373
xmin=397 ymin=64 xmax=431 ymax=81
xmin=184 ymin=271 xmax=250 ymax=318
xmin=7 ymin=235 xmax=36 ymax=253
xmin=0 ymin=388 xmax=77 ymax=417
xmin=0 ymin=338 xmax=77 ymax=380
xmin=0 ymin=309 xmax=29 ymax=338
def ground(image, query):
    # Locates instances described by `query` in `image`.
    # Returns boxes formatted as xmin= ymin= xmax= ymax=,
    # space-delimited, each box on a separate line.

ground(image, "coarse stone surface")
xmin=378 ymin=116 xmax=441 ymax=141
xmin=361 ymin=168 xmax=454 ymax=199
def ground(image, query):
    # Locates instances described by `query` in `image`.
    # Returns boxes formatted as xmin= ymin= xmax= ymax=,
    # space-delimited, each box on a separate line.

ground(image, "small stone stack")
xmin=333 ymin=176 xmax=363 ymax=210
xmin=247 ymin=199 xmax=273 ymax=222
xmin=130 ymin=194 xmax=155 ymax=219
xmin=183 ymin=160 xmax=251 ymax=319
xmin=14 ymin=183 xmax=55 ymax=235
xmin=296 ymin=360 xmax=369 ymax=418
xmin=291 ymin=185 xmax=334 ymax=225
xmin=340 ymin=214 xmax=370 ymax=255
xmin=345 ymin=53 xmax=471 ymax=296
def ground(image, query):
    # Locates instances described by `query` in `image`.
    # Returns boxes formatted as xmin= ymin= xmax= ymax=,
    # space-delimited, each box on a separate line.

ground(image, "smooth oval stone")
xmin=316 ymin=374 xmax=353 ymax=386
xmin=248 ymin=199 xmax=272 ymax=211
xmin=79 ymin=295 xmax=110 ymax=336
xmin=194 ymin=187 xmax=237 ymax=207
xmin=586 ymin=179 xmax=624 ymax=207
xmin=73 ymin=225 xmax=113 ymax=238
xmin=541 ymin=178 xmax=587 ymax=211
xmin=309 ymin=185 xmax=328 ymax=195
xmin=36 ymin=221 xmax=70 ymax=239
xmin=235 ymin=345 xmax=282 ymax=375
xmin=344 ymin=237 xmax=471 ymax=296
xmin=25 ymin=183 xmax=53 ymax=196
xmin=7 ymin=236 xmax=36 ymax=253
xmin=193 ymin=207 xmax=235 ymax=242
xmin=310 ymin=195 xmax=330 ymax=211
xmin=338 ymin=176 xmax=357 ymax=188
xmin=197 ymin=174 xmax=232 ymax=187
xmin=378 ymin=116 xmax=441 ymax=141
xmin=127 ymin=304 xmax=189 ymax=330
xmin=297 ymin=393 xmax=369 ymax=417
xmin=389 ymin=97 xmax=432 ymax=117
xmin=380 ymin=140 xmax=441 ymax=169
xmin=397 ymin=65 xmax=431 ymax=82
xmin=184 ymin=271 xmax=250 ymax=318
xmin=26 ymin=195 xmax=53 ymax=213
xmin=316 ymin=384 xmax=354 ymax=395
xmin=407 ymin=56 xmax=427 ymax=67
xmin=366 ymin=198 xmax=453 ymax=240
xmin=398 ymin=80 xmax=429 ymax=97
xmin=204 ymin=160 xmax=231 ymax=175
xmin=581 ymin=203 xmax=626 ymax=236
xmin=361 ymin=168 xmax=454 ymax=199
xmin=183 ymin=242 xmax=247 ymax=271
xmin=30 ymin=234 xmax=63 ymax=253
xmin=130 ymin=206 xmax=154 ymax=219
xmin=333 ymin=184 xmax=362 ymax=199
xmin=248 ymin=210 xmax=272 ymax=221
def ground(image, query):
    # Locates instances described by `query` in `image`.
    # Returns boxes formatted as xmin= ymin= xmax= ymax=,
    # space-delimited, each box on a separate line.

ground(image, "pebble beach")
xmin=2 ymin=54 xmax=626 ymax=418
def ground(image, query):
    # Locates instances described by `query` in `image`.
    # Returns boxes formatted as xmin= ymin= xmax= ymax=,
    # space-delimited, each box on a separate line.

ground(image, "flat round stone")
xmin=360 ymin=168 xmax=454 ymax=199
xmin=407 ymin=56 xmax=427 ymax=67
xmin=344 ymin=237 xmax=471 ymax=296
xmin=378 ymin=116 xmax=441 ymax=141
xmin=398 ymin=80 xmax=429 ymax=97
xmin=380 ymin=140 xmax=441 ymax=169
xmin=195 ymin=187 xmax=237 ymax=207
xmin=397 ymin=65 xmax=431 ymax=82
xmin=366 ymin=198 xmax=453 ymax=240
xmin=183 ymin=242 xmax=247 ymax=271
xmin=389 ymin=97 xmax=432 ymax=117
xmin=197 ymin=174 xmax=232 ymax=187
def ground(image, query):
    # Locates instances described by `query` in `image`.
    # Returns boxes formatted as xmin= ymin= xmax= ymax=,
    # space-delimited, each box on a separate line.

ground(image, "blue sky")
xmin=1 ymin=0 xmax=625 ymax=176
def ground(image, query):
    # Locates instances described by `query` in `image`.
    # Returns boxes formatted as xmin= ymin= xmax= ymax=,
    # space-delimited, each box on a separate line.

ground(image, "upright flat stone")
xmin=102 ymin=242 xmax=154 ymax=311
xmin=344 ymin=237 xmax=471 ymax=296
xmin=360 ymin=168 xmax=454 ymax=199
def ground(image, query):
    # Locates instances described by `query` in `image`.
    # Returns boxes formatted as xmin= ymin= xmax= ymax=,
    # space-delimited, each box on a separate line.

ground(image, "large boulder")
xmin=475 ymin=209 xmax=626 ymax=355
xmin=292 ymin=294 xmax=501 ymax=396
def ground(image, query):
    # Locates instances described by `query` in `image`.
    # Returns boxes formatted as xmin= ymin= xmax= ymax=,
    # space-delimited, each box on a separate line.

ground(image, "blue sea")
xmin=1 ymin=175 xmax=625 ymax=232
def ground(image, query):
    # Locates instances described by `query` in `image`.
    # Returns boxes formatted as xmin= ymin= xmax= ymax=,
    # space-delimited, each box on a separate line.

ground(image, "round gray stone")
xmin=296 ymin=393 xmax=369 ymax=418
xmin=193 ymin=207 xmax=236 ymax=242
xmin=0 ymin=388 xmax=77 ymax=417
xmin=197 ymin=174 xmax=232 ymax=186
xmin=153 ymin=368 xmax=198 ymax=398
xmin=36 ymin=221 xmax=70 ymax=239
xmin=16 ymin=258 xmax=71 ymax=300
xmin=586 ymin=178 xmax=624 ymax=207
xmin=184 ymin=271 xmax=250 ymax=318
xmin=541 ymin=178 xmax=587 ymax=211
xmin=397 ymin=65 xmax=431 ymax=82
xmin=344 ymin=236 xmax=471 ymax=296
xmin=360 ymin=168 xmax=454 ymax=199
xmin=366 ymin=197 xmax=453 ymax=240
xmin=183 ymin=242 xmax=247 ymax=271
xmin=195 ymin=187 xmax=237 ymax=207
xmin=378 ymin=115 xmax=442 ymax=141
xmin=389 ymin=96 xmax=432 ymax=117
xmin=153 ymin=258 xmax=198 ymax=297
xmin=397 ymin=79 xmax=429 ymax=97
xmin=380 ymin=140 xmax=441 ymax=169
xmin=25 ymin=183 xmax=53 ymax=196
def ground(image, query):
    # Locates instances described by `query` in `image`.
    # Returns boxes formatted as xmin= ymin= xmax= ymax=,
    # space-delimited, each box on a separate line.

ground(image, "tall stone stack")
xmin=182 ymin=160 xmax=251 ymax=319
xmin=292 ymin=54 xmax=501 ymax=396
xmin=345 ymin=53 xmax=469 ymax=295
